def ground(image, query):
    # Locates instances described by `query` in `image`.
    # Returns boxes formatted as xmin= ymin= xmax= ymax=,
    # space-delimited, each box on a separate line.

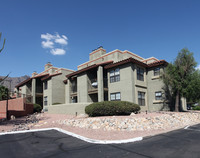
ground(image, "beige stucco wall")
xmin=146 ymin=66 xmax=170 ymax=111
xmin=133 ymin=64 xmax=148 ymax=111
xmin=43 ymin=69 xmax=73 ymax=110
xmin=51 ymin=75 xmax=66 ymax=104
xmin=78 ymin=50 xmax=127 ymax=70
xmin=89 ymin=49 xmax=106 ymax=61
xmin=65 ymin=79 xmax=71 ymax=103
xmin=43 ymin=79 xmax=52 ymax=106
xmin=20 ymin=85 xmax=27 ymax=97
xmin=107 ymin=63 xmax=169 ymax=112
xmin=48 ymin=103 xmax=90 ymax=115
xmin=77 ymin=73 xmax=89 ymax=102
xmin=108 ymin=63 xmax=134 ymax=102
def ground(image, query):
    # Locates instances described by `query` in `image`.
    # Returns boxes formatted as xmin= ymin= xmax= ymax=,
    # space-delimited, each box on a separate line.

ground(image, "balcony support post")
xmin=97 ymin=66 xmax=104 ymax=102
xmin=66 ymin=79 xmax=72 ymax=103
xmin=32 ymin=78 xmax=36 ymax=104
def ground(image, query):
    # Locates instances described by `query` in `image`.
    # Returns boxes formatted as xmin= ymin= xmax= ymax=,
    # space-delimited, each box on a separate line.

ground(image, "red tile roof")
xmin=15 ymin=78 xmax=32 ymax=88
xmin=104 ymin=57 xmax=148 ymax=69
xmin=41 ymin=73 xmax=62 ymax=81
xmin=104 ymin=57 xmax=168 ymax=69
xmin=147 ymin=59 xmax=168 ymax=67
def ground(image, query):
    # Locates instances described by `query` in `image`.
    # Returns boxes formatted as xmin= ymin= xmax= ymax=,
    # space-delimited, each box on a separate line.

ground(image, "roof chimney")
xmin=45 ymin=62 xmax=53 ymax=70
xmin=89 ymin=46 xmax=106 ymax=61
xmin=32 ymin=71 xmax=38 ymax=77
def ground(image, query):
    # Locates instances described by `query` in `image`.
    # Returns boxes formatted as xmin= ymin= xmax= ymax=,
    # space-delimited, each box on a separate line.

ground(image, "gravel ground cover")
xmin=0 ymin=111 xmax=200 ymax=140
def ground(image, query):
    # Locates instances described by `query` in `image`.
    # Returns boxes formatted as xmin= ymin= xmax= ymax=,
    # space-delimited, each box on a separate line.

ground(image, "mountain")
xmin=0 ymin=75 xmax=30 ymax=92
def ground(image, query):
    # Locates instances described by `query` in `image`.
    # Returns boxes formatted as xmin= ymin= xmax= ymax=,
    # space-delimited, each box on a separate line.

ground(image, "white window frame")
xmin=110 ymin=68 xmax=120 ymax=83
xmin=137 ymin=67 xmax=144 ymax=81
xmin=110 ymin=92 xmax=121 ymax=101
xmin=155 ymin=91 xmax=162 ymax=100
xmin=138 ymin=91 xmax=145 ymax=106
xmin=154 ymin=67 xmax=160 ymax=76
xmin=44 ymin=96 xmax=48 ymax=106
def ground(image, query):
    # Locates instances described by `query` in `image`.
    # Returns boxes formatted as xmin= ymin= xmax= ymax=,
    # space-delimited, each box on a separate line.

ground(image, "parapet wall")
xmin=47 ymin=103 xmax=91 ymax=115
xmin=0 ymin=98 xmax=33 ymax=119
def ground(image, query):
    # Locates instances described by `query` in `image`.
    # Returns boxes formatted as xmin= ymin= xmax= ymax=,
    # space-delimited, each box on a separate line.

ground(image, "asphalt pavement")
xmin=0 ymin=124 xmax=200 ymax=158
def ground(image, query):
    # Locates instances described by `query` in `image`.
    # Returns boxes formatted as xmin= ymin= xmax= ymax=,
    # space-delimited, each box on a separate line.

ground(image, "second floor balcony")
xmin=88 ymin=78 xmax=108 ymax=94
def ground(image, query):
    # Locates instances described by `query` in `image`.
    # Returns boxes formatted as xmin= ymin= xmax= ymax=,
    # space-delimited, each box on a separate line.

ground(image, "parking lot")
xmin=0 ymin=124 xmax=200 ymax=158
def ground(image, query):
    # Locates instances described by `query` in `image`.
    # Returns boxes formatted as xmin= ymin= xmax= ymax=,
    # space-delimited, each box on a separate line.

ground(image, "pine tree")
xmin=162 ymin=48 xmax=197 ymax=112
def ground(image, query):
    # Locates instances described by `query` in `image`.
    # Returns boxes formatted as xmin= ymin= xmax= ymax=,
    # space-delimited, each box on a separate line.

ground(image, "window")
xmin=44 ymin=96 xmax=48 ymax=106
xmin=110 ymin=68 xmax=120 ymax=83
xmin=155 ymin=91 xmax=162 ymax=100
xmin=154 ymin=67 xmax=160 ymax=76
xmin=44 ymin=81 xmax=48 ymax=90
xmin=110 ymin=92 xmax=121 ymax=101
xmin=138 ymin=91 xmax=145 ymax=106
xmin=137 ymin=67 xmax=144 ymax=81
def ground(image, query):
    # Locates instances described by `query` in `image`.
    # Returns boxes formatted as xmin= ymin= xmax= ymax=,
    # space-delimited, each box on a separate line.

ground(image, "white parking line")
xmin=184 ymin=126 xmax=200 ymax=132
xmin=184 ymin=126 xmax=190 ymax=130
xmin=0 ymin=128 xmax=143 ymax=144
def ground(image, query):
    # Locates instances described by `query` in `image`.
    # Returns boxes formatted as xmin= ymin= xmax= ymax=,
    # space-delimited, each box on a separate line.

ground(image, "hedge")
xmin=52 ymin=103 xmax=62 ymax=105
xmin=85 ymin=101 xmax=140 ymax=117
xmin=193 ymin=106 xmax=200 ymax=110
xmin=33 ymin=104 xmax=42 ymax=113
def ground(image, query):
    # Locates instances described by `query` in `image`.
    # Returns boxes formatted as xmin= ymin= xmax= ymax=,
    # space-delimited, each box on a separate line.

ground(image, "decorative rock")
xmin=10 ymin=115 xmax=15 ymax=120
xmin=130 ymin=112 xmax=136 ymax=116
xmin=55 ymin=112 xmax=200 ymax=132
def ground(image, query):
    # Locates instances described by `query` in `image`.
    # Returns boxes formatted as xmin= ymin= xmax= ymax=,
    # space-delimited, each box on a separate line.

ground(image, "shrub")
xmin=33 ymin=104 xmax=42 ymax=113
xmin=85 ymin=101 xmax=140 ymax=117
xmin=193 ymin=106 xmax=200 ymax=110
xmin=52 ymin=103 xmax=62 ymax=105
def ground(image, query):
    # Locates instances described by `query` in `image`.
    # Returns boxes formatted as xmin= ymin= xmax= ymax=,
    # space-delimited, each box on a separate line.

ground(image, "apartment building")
xmin=64 ymin=47 xmax=170 ymax=111
xmin=15 ymin=62 xmax=74 ymax=110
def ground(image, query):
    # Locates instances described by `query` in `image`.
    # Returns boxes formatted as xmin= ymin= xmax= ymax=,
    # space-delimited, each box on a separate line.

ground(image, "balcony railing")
xmin=88 ymin=78 xmax=108 ymax=91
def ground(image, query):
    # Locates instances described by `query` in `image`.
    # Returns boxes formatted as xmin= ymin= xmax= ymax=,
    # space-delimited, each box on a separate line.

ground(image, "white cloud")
xmin=55 ymin=38 xmax=68 ymax=45
xmin=62 ymin=35 xmax=68 ymax=40
xmin=41 ymin=32 xmax=68 ymax=55
xmin=41 ymin=33 xmax=54 ymax=41
xmin=196 ymin=65 xmax=200 ymax=70
xmin=50 ymin=48 xmax=66 ymax=55
xmin=41 ymin=40 xmax=54 ymax=48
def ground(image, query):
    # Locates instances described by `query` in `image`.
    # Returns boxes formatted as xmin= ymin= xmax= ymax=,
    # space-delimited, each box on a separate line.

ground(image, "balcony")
xmin=88 ymin=78 xmax=108 ymax=94
xmin=70 ymin=79 xmax=77 ymax=97
xmin=71 ymin=86 xmax=77 ymax=97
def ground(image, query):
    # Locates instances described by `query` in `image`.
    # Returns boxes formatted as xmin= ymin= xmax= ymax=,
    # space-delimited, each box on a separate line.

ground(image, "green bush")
xmin=85 ymin=101 xmax=140 ymax=117
xmin=193 ymin=106 xmax=200 ymax=110
xmin=33 ymin=104 xmax=42 ymax=113
xmin=52 ymin=102 xmax=62 ymax=105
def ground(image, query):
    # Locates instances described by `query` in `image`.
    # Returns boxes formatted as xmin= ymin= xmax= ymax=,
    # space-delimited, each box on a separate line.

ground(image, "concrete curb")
xmin=0 ymin=128 xmax=143 ymax=144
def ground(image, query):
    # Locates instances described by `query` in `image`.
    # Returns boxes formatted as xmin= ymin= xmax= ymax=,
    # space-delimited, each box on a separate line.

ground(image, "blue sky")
xmin=0 ymin=0 xmax=200 ymax=77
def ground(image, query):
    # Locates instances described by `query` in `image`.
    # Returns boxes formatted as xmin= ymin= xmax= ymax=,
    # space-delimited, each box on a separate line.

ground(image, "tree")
xmin=0 ymin=85 xmax=8 ymax=101
xmin=185 ymin=70 xmax=200 ymax=103
xmin=0 ymin=32 xmax=6 ymax=53
xmin=162 ymin=48 xmax=197 ymax=112
xmin=0 ymin=74 xmax=9 ymax=85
